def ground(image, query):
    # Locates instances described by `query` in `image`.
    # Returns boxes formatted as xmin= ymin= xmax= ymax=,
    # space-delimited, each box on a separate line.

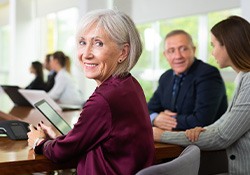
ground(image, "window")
xmin=0 ymin=25 xmax=10 ymax=84
xmin=45 ymin=7 xmax=79 ymax=58
xmin=134 ymin=8 xmax=241 ymax=102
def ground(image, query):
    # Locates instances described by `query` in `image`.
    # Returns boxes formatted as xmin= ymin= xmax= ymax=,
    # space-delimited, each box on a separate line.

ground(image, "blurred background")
xmin=0 ymin=0 xmax=249 ymax=101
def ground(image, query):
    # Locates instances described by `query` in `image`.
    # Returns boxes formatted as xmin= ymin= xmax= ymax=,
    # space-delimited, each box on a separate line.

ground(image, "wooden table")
xmin=0 ymin=138 xmax=183 ymax=175
xmin=0 ymin=138 xmax=69 ymax=175
xmin=0 ymin=92 xmax=183 ymax=175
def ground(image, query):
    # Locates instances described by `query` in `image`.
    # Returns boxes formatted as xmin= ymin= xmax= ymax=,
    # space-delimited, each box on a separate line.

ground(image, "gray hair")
xmin=76 ymin=9 xmax=142 ymax=77
xmin=164 ymin=29 xmax=194 ymax=47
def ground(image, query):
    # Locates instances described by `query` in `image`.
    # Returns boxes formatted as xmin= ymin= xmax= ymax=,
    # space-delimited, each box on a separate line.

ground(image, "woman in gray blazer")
xmin=153 ymin=15 xmax=250 ymax=175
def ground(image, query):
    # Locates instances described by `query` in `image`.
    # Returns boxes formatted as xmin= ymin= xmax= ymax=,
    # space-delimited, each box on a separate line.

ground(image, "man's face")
xmin=163 ymin=34 xmax=196 ymax=75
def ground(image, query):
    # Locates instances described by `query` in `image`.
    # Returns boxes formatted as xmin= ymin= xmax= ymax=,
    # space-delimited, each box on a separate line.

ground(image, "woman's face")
xmin=29 ymin=65 xmax=36 ymax=74
xmin=77 ymin=25 xmax=128 ymax=85
xmin=50 ymin=57 xmax=60 ymax=72
xmin=211 ymin=34 xmax=232 ymax=69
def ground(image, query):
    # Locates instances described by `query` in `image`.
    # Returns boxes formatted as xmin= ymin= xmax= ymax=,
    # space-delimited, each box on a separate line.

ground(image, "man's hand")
xmin=153 ymin=110 xmax=177 ymax=131
xmin=153 ymin=127 xmax=165 ymax=142
xmin=185 ymin=127 xmax=206 ymax=142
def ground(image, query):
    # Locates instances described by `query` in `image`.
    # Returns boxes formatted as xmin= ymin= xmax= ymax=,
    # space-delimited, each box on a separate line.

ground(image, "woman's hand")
xmin=38 ymin=121 xmax=58 ymax=139
xmin=27 ymin=121 xmax=58 ymax=149
xmin=153 ymin=127 xmax=165 ymax=142
xmin=185 ymin=127 xmax=206 ymax=142
xmin=27 ymin=124 xmax=46 ymax=149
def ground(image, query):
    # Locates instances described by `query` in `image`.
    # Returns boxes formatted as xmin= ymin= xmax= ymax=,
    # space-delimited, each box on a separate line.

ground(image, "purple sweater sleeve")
xmin=35 ymin=93 xmax=112 ymax=163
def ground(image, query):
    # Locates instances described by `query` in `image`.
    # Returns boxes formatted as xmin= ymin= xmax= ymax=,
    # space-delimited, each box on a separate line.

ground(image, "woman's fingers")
xmin=29 ymin=124 xmax=37 ymax=131
xmin=185 ymin=127 xmax=205 ymax=142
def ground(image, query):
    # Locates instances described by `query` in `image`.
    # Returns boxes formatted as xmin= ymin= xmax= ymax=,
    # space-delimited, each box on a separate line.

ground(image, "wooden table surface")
xmin=0 ymin=91 xmax=183 ymax=174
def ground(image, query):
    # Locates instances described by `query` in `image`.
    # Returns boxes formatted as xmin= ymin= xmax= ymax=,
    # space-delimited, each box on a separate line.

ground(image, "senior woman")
xmin=154 ymin=15 xmax=250 ymax=175
xmin=27 ymin=9 xmax=155 ymax=175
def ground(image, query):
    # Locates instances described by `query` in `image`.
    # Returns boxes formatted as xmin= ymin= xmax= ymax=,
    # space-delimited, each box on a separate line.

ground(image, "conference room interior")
xmin=0 ymin=0 xmax=250 ymax=174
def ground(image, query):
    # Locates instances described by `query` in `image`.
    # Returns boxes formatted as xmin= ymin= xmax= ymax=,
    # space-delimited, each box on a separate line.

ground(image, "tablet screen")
xmin=35 ymin=99 xmax=72 ymax=135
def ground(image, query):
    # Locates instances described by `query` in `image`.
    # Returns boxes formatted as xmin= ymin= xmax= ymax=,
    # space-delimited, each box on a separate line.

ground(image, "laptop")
xmin=34 ymin=99 xmax=72 ymax=135
xmin=18 ymin=89 xmax=82 ymax=111
xmin=1 ymin=85 xmax=32 ymax=107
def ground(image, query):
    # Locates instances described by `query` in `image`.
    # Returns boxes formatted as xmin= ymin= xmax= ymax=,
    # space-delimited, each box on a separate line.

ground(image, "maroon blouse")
xmin=35 ymin=74 xmax=155 ymax=175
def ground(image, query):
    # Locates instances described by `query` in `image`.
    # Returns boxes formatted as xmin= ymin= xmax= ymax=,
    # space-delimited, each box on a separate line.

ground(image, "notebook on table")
xmin=34 ymin=99 xmax=72 ymax=135
xmin=1 ymin=85 xmax=32 ymax=107
xmin=18 ymin=89 xmax=82 ymax=111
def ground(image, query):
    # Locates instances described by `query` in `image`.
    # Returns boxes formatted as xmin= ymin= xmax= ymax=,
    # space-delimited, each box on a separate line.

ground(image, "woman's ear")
xmin=118 ymin=43 xmax=130 ymax=63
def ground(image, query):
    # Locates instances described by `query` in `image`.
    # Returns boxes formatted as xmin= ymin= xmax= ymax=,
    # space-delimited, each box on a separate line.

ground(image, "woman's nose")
xmin=82 ymin=45 xmax=94 ymax=58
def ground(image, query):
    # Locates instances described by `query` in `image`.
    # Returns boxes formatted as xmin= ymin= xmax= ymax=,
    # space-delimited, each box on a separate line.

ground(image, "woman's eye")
xmin=95 ymin=41 xmax=104 ymax=47
xmin=79 ymin=41 xmax=86 ymax=45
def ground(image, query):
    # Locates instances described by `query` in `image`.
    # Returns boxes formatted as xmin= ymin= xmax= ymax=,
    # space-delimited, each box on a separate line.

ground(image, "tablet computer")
xmin=34 ymin=99 xmax=72 ymax=135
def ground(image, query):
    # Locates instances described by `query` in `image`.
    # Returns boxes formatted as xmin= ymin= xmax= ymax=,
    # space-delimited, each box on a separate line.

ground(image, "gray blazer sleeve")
xmin=161 ymin=72 xmax=250 ymax=151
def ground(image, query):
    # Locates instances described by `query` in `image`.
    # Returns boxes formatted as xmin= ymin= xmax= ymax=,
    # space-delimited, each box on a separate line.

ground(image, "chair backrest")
xmin=136 ymin=145 xmax=200 ymax=175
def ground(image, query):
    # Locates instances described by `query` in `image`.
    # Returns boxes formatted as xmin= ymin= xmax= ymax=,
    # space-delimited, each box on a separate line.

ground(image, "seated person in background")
xmin=153 ymin=15 xmax=250 ymax=175
xmin=26 ymin=61 xmax=45 ymax=90
xmin=48 ymin=51 xmax=84 ymax=106
xmin=148 ymin=30 xmax=228 ymax=131
xmin=43 ymin=53 xmax=57 ymax=92
xmin=64 ymin=52 xmax=71 ymax=73
xmin=27 ymin=9 xmax=155 ymax=175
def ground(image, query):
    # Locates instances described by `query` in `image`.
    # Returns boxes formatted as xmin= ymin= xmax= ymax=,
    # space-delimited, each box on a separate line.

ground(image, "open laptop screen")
xmin=1 ymin=85 xmax=32 ymax=106
xmin=34 ymin=99 xmax=72 ymax=135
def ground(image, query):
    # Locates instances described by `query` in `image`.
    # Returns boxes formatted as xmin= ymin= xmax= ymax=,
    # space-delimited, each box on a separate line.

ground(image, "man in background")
xmin=43 ymin=53 xmax=57 ymax=92
xmin=148 ymin=30 xmax=228 ymax=131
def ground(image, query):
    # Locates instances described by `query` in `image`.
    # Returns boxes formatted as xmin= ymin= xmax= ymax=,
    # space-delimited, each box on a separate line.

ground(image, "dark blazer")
xmin=45 ymin=71 xmax=57 ymax=92
xmin=25 ymin=76 xmax=45 ymax=90
xmin=148 ymin=59 xmax=228 ymax=130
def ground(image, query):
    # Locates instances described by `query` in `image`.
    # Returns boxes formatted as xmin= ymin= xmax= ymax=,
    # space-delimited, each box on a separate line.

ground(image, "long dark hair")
xmin=32 ymin=61 xmax=44 ymax=80
xmin=211 ymin=16 xmax=250 ymax=71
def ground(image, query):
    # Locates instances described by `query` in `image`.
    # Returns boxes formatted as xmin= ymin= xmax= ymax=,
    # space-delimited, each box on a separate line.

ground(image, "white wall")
xmin=9 ymin=0 xmax=36 ymax=86
xmin=1 ymin=0 xmax=244 ymax=27
xmin=35 ymin=0 xmax=79 ymax=17
xmin=130 ymin=0 xmax=240 ymax=23
xmin=241 ymin=0 xmax=250 ymax=21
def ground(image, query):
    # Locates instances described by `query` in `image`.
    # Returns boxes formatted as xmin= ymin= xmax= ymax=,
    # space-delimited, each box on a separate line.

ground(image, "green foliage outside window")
xmin=225 ymin=81 xmax=235 ymax=102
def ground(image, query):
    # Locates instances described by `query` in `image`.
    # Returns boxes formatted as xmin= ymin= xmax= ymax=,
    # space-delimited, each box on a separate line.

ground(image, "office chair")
xmin=136 ymin=145 xmax=200 ymax=175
